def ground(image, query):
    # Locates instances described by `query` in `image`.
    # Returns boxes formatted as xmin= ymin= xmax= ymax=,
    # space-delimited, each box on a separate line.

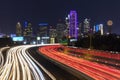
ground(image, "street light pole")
xmin=89 ymin=28 xmax=92 ymax=50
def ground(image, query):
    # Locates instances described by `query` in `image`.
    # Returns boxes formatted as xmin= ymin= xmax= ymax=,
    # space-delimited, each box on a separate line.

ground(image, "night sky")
xmin=0 ymin=0 xmax=120 ymax=34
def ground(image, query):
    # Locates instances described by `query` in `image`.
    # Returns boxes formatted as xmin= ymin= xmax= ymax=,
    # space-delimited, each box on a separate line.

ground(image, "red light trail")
xmin=39 ymin=45 xmax=120 ymax=80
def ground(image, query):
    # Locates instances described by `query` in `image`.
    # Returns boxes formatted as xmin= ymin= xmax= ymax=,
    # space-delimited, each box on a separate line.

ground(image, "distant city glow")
xmin=0 ymin=33 xmax=6 ymax=38
xmin=10 ymin=34 xmax=16 ymax=37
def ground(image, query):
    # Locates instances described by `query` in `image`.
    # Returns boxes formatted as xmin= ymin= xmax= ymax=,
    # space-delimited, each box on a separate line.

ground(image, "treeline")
xmin=74 ymin=34 xmax=120 ymax=52
xmin=0 ymin=37 xmax=14 ymax=47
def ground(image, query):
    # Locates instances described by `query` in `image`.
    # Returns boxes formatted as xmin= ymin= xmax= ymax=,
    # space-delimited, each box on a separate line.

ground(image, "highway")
xmin=62 ymin=46 xmax=120 ymax=67
xmin=0 ymin=45 xmax=56 ymax=80
xmin=39 ymin=45 xmax=120 ymax=80
xmin=28 ymin=47 xmax=82 ymax=80
xmin=0 ymin=44 xmax=80 ymax=80
xmin=1 ymin=44 xmax=120 ymax=80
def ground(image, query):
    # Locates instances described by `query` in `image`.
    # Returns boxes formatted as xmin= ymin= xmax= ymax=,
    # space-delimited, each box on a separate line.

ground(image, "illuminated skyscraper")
xmin=23 ymin=22 xmax=33 ymax=36
xmin=38 ymin=23 xmax=48 ymax=37
xmin=24 ymin=21 xmax=28 ymax=28
xmin=94 ymin=25 xmax=99 ymax=33
xmin=38 ymin=23 xmax=49 ymax=43
xmin=69 ymin=10 xmax=78 ymax=38
xmin=49 ymin=27 xmax=57 ymax=38
xmin=94 ymin=24 xmax=104 ymax=35
xmin=64 ymin=15 xmax=70 ymax=37
xmin=16 ymin=22 xmax=22 ymax=36
xmin=49 ymin=27 xmax=57 ymax=43
xmin=99 ymin=24 xmax=104 ymax=35
xmin=83 ymin=18 xmax=90 ymax=34
xmin=27 ymin=23 xmax=33 ymax=36
xmin=56 ymin=20 xmax=66 ymax=42
xmin=78 ymin=22 xmax=82 ymax=36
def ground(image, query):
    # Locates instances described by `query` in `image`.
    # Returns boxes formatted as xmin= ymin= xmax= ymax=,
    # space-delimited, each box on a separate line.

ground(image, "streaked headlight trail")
xmin=0 ymin=45 xmax=56 ymax=80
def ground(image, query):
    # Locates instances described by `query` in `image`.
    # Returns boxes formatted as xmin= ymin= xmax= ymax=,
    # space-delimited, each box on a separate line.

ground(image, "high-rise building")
xmin=23 ymin=22 xmax=34 ymax=44
xmin=49 ymin=27 xmax=57 ymax=38
xmin=69 ymin=10 xmax=78 ymax=38
xmin=38 ymin=23 xmax=49 ymax=43
xmin=64 ymin=15 xmax=70 ymax=37
xmin=49 ymin=27 xmax=57 ymax=43
xmin=93 ymin=25 xmax=99 ymax=33
xmin=94 ymin=24 xmax=104 ymax=35
xmin=78 ymin=22 xmax=82 ymax=36
xmin=99 ymin=24 xmax=104 ymax=35
xmin=23 ymin=22 xmax=33 ymax=37
xmin=38 ymin=23 xmax=48 ymax=37
xmin=56 ymin=20 xmax=66 ymax=42
xmin=16 ymin=22 xmax=22 ymax=36
xmin=24 ymin=21 xmax=28 ymax=28
xmin=83 ymin=18 xmax=90 ymax=34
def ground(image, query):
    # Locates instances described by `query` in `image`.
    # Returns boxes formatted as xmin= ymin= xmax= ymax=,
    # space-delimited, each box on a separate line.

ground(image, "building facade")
xmin=83 ymin=18 xmax=90 ymax=34
xmin=56 ymin=22 xmax=66 ymax=42
xmin=23 ymin=22 xmax=33 ymax=37
xmin=38 ymin=23 xmax=49 ymax=44
xmin=16 ymin=22 xmax=22 ymax=36
xmin=94 ymin=24 xmax=104 ymax=35
xmin=69 ymin=10 xmax=78 ymax=39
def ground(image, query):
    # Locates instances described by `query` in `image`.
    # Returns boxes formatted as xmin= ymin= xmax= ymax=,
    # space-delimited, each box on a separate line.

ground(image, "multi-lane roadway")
xmin=1 ymin=44 xmax=120 ymax=80
xmin=0 ymin=45 xmax=56 ymax=80
xmin=39 ymin=45 xmax=120 ymax=80
xmin=0 ymin=44 xmax=81 ymax=80
xmin=28 ymin=47 xmax=82 ymax=80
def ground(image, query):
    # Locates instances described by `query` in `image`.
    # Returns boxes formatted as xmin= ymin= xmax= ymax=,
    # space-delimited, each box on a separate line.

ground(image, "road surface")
xmin=39 ymin=45 xmax=120 ymax=80
xmin=0 ymin=45 xmax=56 ymax=80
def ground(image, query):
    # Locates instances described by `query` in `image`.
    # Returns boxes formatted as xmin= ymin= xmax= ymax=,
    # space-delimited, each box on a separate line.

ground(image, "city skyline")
xmin=0 ymin=0 xmax=120 ymax=34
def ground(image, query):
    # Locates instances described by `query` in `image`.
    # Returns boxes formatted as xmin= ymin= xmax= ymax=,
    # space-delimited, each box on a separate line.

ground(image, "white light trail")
xmin=0 ymin=44 xmax=57 ymax=80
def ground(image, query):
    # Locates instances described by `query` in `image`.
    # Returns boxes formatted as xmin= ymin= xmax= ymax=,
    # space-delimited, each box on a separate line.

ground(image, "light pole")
xmin=89 ymin=28 xmax=92 ymax=50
